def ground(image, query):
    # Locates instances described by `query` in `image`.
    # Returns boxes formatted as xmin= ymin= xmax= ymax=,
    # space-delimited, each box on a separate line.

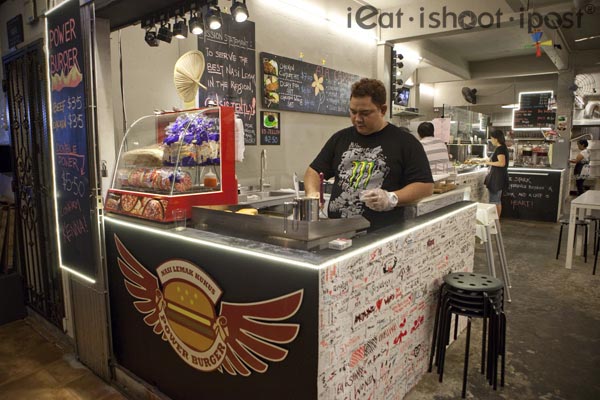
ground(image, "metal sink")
xmin=237 ymin=190 xmax=297 ymax=208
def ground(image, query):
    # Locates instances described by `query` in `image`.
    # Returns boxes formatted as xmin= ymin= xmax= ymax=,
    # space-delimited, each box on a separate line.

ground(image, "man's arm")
xmin=394 ymin=182 xmax=434 ymax=205
xmin=303 ymin=167 xmax=321 ymax=198
xmin=362 ymin=182 xmax=433 ymax=212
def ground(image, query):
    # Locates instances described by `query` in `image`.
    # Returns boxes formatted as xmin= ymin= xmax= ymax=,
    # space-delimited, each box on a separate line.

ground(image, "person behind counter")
xmin=484 ymin=130 xmax=509 ymax=217
xmin=417 ymin=121 xmax=452 ymax=174
xmin=570 ymin=139 xmax=590 ymax=196
xmin=303 ymin=78 xmax=434 ymax=231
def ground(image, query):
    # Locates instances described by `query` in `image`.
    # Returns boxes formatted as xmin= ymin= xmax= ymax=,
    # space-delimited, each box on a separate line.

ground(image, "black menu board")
xmin=198 ymin=15 xmax=256 ymax=145
xmin=260 ymin=52 xmax=361 ymax=117
xmin=513 ymin=91 xmax=555 ymax=129
xmin=47 ymin=0 xmax=95 ymax=279
xmin=501 ymin=170 xmax=561 ymax=222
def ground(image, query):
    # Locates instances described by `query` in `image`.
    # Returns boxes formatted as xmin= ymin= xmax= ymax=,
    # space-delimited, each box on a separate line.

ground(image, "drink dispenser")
xmin=522 ymin=143 xmax=533 ymax=166
xmin=534 ymin=143 xmax=549 ymax=167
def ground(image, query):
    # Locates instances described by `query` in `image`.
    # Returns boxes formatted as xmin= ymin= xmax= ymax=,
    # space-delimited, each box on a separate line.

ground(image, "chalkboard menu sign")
xmin=513 ymin=91 xmax=556 ymax=129
xmin=260 ymin=111 xmax=280 ymax=145
xmin=47 ymin=0 xmax=95 ymax=279
xmin=260 ymin=52 xmax=361 ymax=116
xmin=198 ymin=15 xmax=256 ymax=145
xmin=501 ymin=170 xmax=561 ymax=222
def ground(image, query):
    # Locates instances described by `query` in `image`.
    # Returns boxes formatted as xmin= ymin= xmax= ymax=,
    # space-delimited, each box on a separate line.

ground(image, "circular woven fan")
xmin=174 ymin=50 xmax=208 ymax=102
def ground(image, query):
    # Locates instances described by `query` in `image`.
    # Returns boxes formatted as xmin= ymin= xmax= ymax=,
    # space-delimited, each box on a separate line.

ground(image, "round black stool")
xmin=429 ymin=272 xmax=506 ymax=399
xmin=556 ymin=218 xmax=589 ymax=263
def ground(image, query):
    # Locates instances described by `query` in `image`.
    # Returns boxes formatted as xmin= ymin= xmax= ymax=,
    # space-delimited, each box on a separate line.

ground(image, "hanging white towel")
xmin=234 ymin=117 xmax=245 ymax=162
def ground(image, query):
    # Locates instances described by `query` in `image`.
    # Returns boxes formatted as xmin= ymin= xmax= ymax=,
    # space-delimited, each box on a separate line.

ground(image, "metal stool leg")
xmin=584 ymin=224 xmax=588 ymax=263
xmin=556 ymin=224 xmax=564 ymax=259
xmin=462 ymin=318 xmax=472 ymax=399
xmin=485 ymin=226 xmax=496 ymax=277
xmin=493 ymin=220 xmax=512 ymax=302
xmin=594 ymin=235 xmax=599 ymax=275
xmin=428 ymin=286 xmax=444 ymax=372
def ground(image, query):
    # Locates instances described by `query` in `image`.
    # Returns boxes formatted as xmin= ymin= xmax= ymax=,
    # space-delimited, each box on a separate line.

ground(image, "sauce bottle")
xmin=203 ymin=171 xmax=218 ymax=188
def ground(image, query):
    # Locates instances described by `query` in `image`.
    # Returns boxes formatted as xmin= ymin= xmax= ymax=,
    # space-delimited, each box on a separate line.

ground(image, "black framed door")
xmin=3 ymin=40 xmax=65 ymax=329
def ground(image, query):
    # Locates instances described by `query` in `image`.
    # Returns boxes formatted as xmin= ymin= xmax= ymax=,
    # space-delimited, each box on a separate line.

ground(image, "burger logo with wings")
xmin=114 ymin=234 xmax=303 ymax=376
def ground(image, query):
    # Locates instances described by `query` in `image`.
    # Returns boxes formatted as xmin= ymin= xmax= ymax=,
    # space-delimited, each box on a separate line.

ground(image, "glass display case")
xmin=105 ymin=106 xmax=237 ymax=222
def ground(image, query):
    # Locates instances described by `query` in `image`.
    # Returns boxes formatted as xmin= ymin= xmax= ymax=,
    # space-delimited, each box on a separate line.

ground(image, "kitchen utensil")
xmin=319 ymin=172 xmax=325 ymax=208
xmin=293 ymin=172 xmax=300 ymax=199
xmin=283 ymin=197 xmax=319 ymax=233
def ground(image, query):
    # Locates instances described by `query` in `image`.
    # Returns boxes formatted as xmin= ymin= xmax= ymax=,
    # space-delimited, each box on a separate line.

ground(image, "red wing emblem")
xmin=114 ymin=234 xmax=303 ymax=376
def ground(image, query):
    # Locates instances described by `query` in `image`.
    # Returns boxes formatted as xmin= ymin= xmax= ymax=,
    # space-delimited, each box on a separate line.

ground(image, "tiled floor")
xmin=0 ymin=319 xmax=126 ymax=400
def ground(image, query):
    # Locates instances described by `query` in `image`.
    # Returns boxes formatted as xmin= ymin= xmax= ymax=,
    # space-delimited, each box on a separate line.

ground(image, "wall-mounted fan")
xmin=461 ymin=87 xmax=477 ymax=104
xmin=571 ymin=74 xmax=597 ymax=97
xmin=174 ymin=50 xmax=208 ymax=109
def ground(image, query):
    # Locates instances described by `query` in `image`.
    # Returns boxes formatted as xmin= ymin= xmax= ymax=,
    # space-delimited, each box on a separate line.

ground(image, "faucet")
xmin=259 ymin=149 xmax=267 ymax=192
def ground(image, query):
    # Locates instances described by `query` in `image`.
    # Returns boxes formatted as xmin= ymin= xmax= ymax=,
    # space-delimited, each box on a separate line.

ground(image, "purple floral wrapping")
xmin=162 ymin=113 xmax=221 ymax=166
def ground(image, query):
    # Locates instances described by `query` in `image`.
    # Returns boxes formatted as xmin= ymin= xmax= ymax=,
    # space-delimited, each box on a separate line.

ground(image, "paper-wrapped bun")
xmin=122 ymin=146 xmax=164 ymax=167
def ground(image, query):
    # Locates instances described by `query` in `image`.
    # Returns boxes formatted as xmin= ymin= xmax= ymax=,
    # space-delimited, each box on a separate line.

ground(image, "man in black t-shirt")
xmin=304 ymin=78 xmax=433 ymax=231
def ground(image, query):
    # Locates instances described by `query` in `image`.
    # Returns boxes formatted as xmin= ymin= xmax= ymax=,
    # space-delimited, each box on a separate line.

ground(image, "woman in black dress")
xmin=484 ymin=130 xmax=509 ymax=217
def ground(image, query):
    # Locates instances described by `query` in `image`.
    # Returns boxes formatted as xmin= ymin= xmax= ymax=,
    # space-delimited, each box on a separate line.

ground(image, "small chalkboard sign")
xmin=261 ymin=52 xmax=360 ymax=117
xmin=501 ymin=170 xmax=560 ymax=222
xmin=513 ymin=91 xmax=555 ymax=130
xmin=198 ymin=15 xmax=257 ymax=145
xmin=47 ymin=0 xmax=95 ymax=279
xmin=260 ymin=111 xmax=280 ymax=145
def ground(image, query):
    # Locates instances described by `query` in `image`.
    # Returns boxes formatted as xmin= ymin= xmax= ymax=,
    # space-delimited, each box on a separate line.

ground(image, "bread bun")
xmin=236 ymin=208 xmax=258 ymax=215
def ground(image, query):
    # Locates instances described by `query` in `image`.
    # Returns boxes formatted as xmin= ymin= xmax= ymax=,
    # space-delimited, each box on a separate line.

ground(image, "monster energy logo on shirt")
xmin=350 ymin=161 xmax=375 ymax=189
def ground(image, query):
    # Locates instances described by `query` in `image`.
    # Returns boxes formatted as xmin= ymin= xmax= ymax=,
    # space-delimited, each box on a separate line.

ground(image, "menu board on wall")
xmin=198 ymin=15 xmax=256 ymax=145
xmin=260 ymin=52 xmax=361 ymax=116
xmin=501 ymin=170 xmax=560 ymax=222
xmin=47 ymin=0 xmax=95 ymax=278
xmin=513 ymin=91 xmax=556 ymax=129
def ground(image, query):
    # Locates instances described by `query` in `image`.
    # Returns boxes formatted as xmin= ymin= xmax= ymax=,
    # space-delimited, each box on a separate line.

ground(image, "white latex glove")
xmin=360 ymin=188 xmax=398 ymax=212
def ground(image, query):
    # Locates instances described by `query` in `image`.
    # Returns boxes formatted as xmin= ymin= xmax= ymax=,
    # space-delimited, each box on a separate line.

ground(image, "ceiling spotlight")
xmin=396 ymin=62 xmax=404 ymax=68
xmin=231 ymin=0 xmax=249 ymax=23
xmin=144 ymin=27 xmax=159 ymax=47
xmin=173 ymin=18 xmax=188 ymax=39
xmin=189 ymin=13 xmax=204 ymax=35
xmin=206 ymin=4 xmax=222 ymax=30
xmin=157 ymin=22 xmax=172 ymax=43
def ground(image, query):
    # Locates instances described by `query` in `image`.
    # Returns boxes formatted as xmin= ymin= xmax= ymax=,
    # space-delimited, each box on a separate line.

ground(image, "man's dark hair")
xmin=417 ymin=122 xmax=435 ymax=138
xmin=351 ymin=78 xmax=387 ymax=108
xmin=578 ymin=139 xmax=589 ymax=148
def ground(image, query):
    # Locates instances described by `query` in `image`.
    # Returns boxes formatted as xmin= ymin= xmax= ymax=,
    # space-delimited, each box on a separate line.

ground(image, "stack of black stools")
xmin=428 ymin=272 xmax=506 ymax=399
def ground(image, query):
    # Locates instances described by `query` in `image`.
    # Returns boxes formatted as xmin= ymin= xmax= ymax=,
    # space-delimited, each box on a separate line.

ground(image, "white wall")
xmin=109 ymin=0 xmax=377 ymax=190
xmin=433 ymin=75 xmax=558 ymax=108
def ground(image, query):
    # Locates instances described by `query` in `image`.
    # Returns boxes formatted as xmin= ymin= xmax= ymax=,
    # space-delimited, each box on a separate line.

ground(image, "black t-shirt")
xmin=309 ymin=124 xmax=433 ymax=230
